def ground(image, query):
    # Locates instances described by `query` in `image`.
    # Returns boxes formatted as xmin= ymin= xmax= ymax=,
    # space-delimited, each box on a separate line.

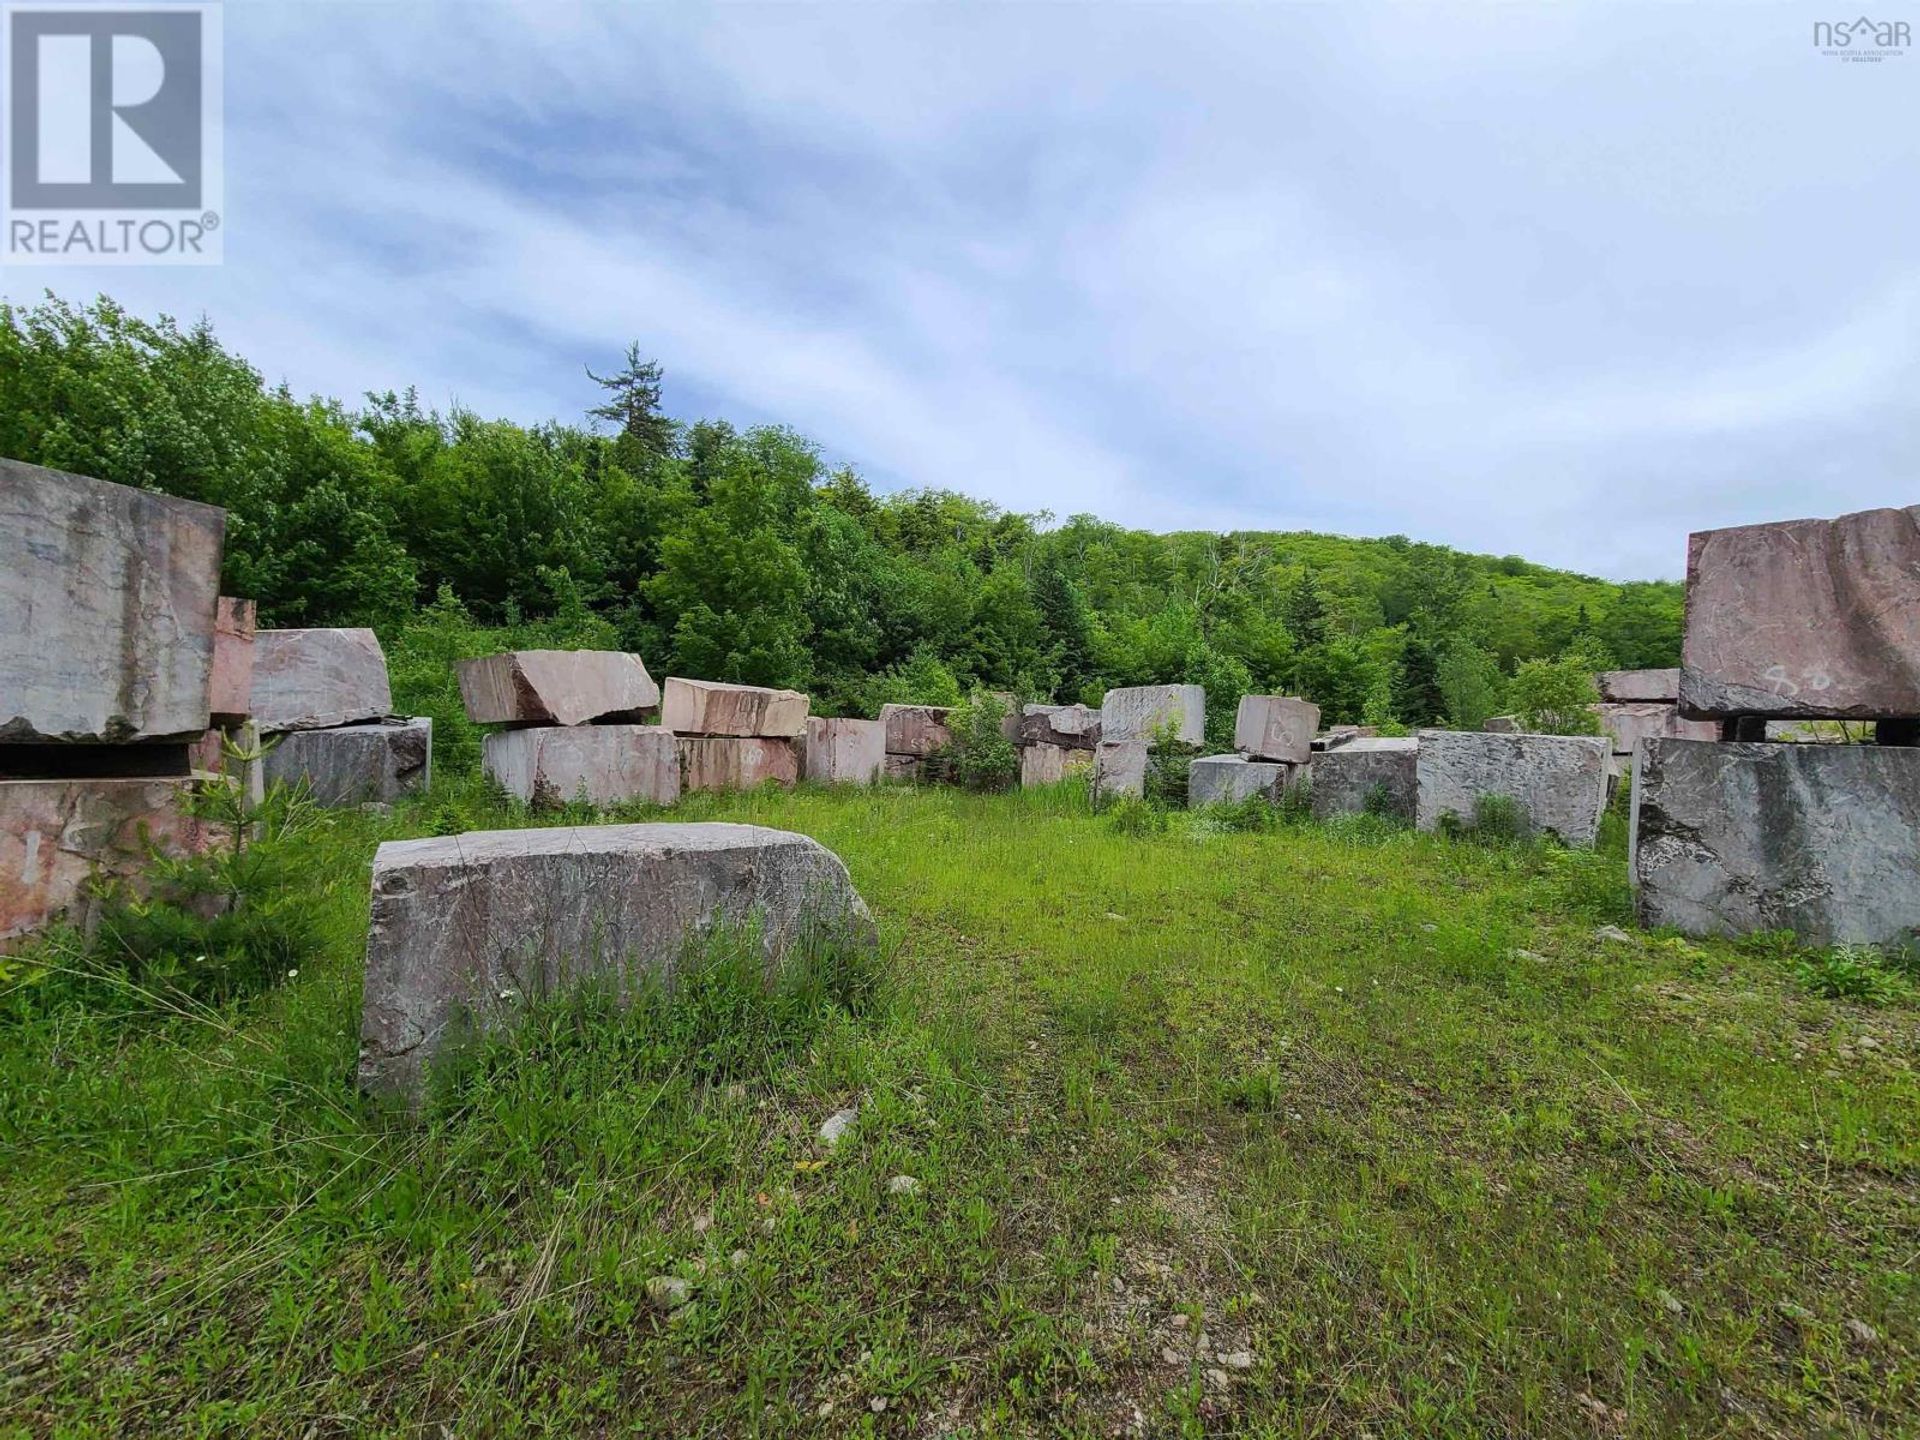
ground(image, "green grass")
xmin=2 ymin=779 xmax=1917 ymax=1436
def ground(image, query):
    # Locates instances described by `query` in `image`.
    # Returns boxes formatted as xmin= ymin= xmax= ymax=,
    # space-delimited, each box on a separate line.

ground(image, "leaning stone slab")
xmin=458 ymin=650 xmax=659 ymax=727
xmin=1631 ymin=738 xmax=1920 ymax=946
xmin=1020 ymin=741 xmax=1093 ymax=787
xmin=1092 ymin=741 xmax=1150 ymax=801
xmin=1679 ymin=505 xmax=1920 ymax=720
xmin=209 ymin=598 xmax=257 ymax=725
xmin=1309 ymin=737 xmax=1418 ymax=822
xmin=679 ymin=736 xmax=800 ymax=792
xmin=0 ymin=458 xmax=224 ymax=743
xmin=1234 ymin=695 xmax=1320 ymax=763
xmin=1597 ymin=669 xmax=1679 ymax=704
xmin=251 ymin=628 xmax=393 ymax=732
xmin=662 ymin=678 xmax=807 ymax=738
xmin=264 ymin=718 xmax=432 ymax=807
xmin=358 ymin=823 xmax=877 ymax=1103
xmin=803 ymin=717 xmax=884 ymax=785
xmin=1415 ymin=730 xmax=1609 ymax=845
xmin=1188 ymin=754 xmax=1293 ymax=808
xmin=485 ymin=725 xmax=678 ymax=808
xmin=1019 ymin=703 xmax=1101 ymax=750
xmin=1100 ymin=685 xmax=1204 ymax=745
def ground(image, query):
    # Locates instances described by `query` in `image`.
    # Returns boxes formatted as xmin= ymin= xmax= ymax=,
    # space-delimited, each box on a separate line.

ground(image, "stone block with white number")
xmin=1233 ymin=695 xmax=1320 ymax=764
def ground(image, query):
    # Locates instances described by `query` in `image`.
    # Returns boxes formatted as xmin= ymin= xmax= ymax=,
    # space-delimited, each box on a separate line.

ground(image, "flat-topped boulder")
xmin=1597 ymin=669 xmax=1679 ymax=704
xmin=1 ymin=459 xmax=224 ymax=744
xmin=457 ymin=650 xmax=659 ymax=727
xmin=485 ymin=725 xmax=678 ymax=808
xmin=879 ymin=704 xmax=953 ymax=757
xmin=803 ymin=717 xmax=884 ymax=785
xmin=1092 ymin=740 xmax=1150 ymax=801
xmin=1020 ymin=741 xmax=1094 ymax=787
xmin=1018 ymin=703 xmax=1101 ymax=750
xmin=1188 ymin=754 xmax=1293 ymax=808
xmin=209 ymin=598 xmax=256 ymax=725
xmin=1309 ymin=737 xmax=1418 ymax=822
xmin=251 ymin=628 xmax=393 ymax=732
xmin=1100 ymin=685 xmax=1204 ymax=746
xmin=264 ymin=718 xmax=432 ymax=807
xmin=1234 ymin=695 xmax=1320 ymax=764
xmin=358 ymin=823 xmax=876 ymax=1103
xmin=1679 ymin=504 xmax=1920 ymax=720
xmin=1415 ymin=729 xmax=1609 ymax=845
xmin=679 ymin=736 xmax=800 ymax=792
xmin=662 ymin=678 xmax=807 ymax=738
xmin=1631 ymin=738 xmax=1920 ymax=946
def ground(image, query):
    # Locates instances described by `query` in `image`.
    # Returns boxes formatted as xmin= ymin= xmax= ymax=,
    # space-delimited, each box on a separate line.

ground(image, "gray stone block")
xmin=0 ymin=458 xmax=224 ymax=743
xmin=1309 ymin=737 xmax=1418 ymax=822
xmin=1100 ymin=685 xmax=1204 ymax=745
xmin=1020 ymin=741 xmax=1092 ymax=787
xmin=1597 ymin=669 xmax=1679 ymax=703
xmin=1631 ymin=738 xmax=1920 ymax=947
xmin=879 ymin=704 xmax=953 ymax=756
xmin=662 ymin=678 xmax=807 ymax=738
xmin=803 ymin=718 xmax=884 ymax=784
xmin=1092 ymin=740 xmax=1150 ymax=801
xmin=263 ymin=718 xmax=431 ymax=807
xmin=1415 ymin=729 xmax=1609 ymax=845
xmin=1018 ymin=704 xmax=1101 ymax=749
xmin=1188 ymin=754 xmax=1293 ymax=808
xmin=1233 ymin=695 xmax=1320 ymax=763
xmin=484 ymin=725 xmax=678 ymax=808
xmin=457 ymin=650 xmax=659 ymax=726
xmin=358 ymin=823 xmax=876 ymax=1103
xmin=251 ymin=628 xmax=393 ymax=732
xmin=1482 ymin=715 xmax=1519 ymax=734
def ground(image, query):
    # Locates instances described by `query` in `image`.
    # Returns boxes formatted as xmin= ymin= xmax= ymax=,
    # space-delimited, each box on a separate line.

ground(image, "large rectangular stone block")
xmin=1233 ymin=695 xmax=1320 ymax=763
xmin=209 ymin=598 xmax=256 ymax=725
xmin=803 ymin=717 xmax=884 ymax=785
xmin=1597 ymin=669 xmax=1679 ymax=704
xmin=1092 ymin=740 xmax=1150 ymax=801
xmin=1309 ymin=737 xmax=1418 ymax=822
xmin=1100 ymin=685 xmax=1204 ymax=745
xmin=1597 ymin=701 xmax=1718 ymax=758
xmin=879 ymin=704 xmax=953 ymax=756
xmin=1415 ymin=729 xmax=1609 ymax=845
xmin=0 ymin=459 xmax=224 ymax=744
xmin=251 ymin=628 xmax=393 ymax=732
xmin=264 ymin=718 xmax=432 ymax=807
xmin=1018 ymin=703 xmax=1101 ymax=750
xmin=457 ymin=650 xmax=659 ymax=727
xmin=358 ymin=823 xmax=875 ymax=1103
xmin=1020 ymin=741 xmax=1094 ymax=787
xmin=1188 ymin=754 xmax=1293 ymax=808
xmin=679 ymin=736 xmax=800 ymax=793
xmin=1631 ymin=738 xmax=1920 ymax=947
xmin=662 ymin=678 xmax=807 ymax=737
xmin=485 ymin=725 xmax=678 ymax=808
xmin=1679 ymin=505 xmax=1920 ymax=720
xmin=0 ymin=776 xmax=216 ymax=944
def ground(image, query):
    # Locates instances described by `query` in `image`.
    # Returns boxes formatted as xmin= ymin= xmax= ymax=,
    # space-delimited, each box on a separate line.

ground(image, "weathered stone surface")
xmin=1311 ymin=725 xmax=1376 ymax=752
xmin=265 ymin=718 xmax=432 ymax=807
xmin=1092 ymin=741 xmax=1150 ymax=801
xmin=662 ymin=678 xmax=807 ymax=738
xmin=251 ymin=629 xmax=393 ymax=732
xmin=1415 ymin=730 xmax=1609 ymax=845
xmin=882 ymin=753 xmax=926 ymax=783
xmin=803 ymin=718 xmax=884 ymax=785
xmin=1020 ymin=741 xmax=1094 ymax=787
xmin=1309 ymin=737 xmax=1418 ymax=822
xmin=1597 ymin=701 xmax=1718 ymax=757
xmin=1188 ymin=754 xmax=1293 ymax=808
xmin=1483 ymin=715 xmax=1519 ymax=734
xmin=879 ymin=704 xmax=954 ymax=757
xmin=0 ymin=458 xmax=224 ymax=744
xmin=457 ymin=650 xmax=659 ymax=727
xmin=209 ymin=598 xmax=256 ymax=724
xmin=1233 ymin=695 xmax=1320 ymax=764
xmin=679 ymin=736 xmax=800 ymax=792
xmin=0 ymin=777 xmax=216 ymax=944
xmin=1597 ymin=669 xmax=1679 ymax=704
xmin=1100 ymin=685 xmax=1204 ymax=746
xmin=485 ymin=725 xmax=677 ymax=808
xmin=358 ymin=823 xmax=876 ymax=1102
xmin=1019 ymin=703 xmax=1101 ymax=750
xmin=1678 ymin=505 xmax=1920 ymax=720
xmin=1630 ymin=738 xmax=1920 ymax=946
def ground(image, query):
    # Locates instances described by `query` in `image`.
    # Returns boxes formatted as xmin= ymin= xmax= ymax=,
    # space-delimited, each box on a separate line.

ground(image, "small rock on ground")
xmin=818 ymin=1105 xmax=859 ymax=1148
xmin=887 ymin=1174 xmax=921 ymax=1196
xmin=645 ymin=1275 xmax=691 ymax=1310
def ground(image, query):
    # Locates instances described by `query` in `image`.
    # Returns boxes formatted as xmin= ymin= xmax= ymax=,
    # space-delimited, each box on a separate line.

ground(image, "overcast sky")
xmin=14 ymin=2 xmax=1918 ymax=579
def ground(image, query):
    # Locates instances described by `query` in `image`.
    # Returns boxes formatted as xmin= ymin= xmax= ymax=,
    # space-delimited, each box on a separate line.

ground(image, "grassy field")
xmin=2 ymin=779 xmax=1916 ymax=1437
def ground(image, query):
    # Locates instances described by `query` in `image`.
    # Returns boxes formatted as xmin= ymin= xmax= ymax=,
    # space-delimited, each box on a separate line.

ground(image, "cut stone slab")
xmin=1679 ymin=504 xmax=1920 ymax=720
xmin=879 ymin=704 xmax=954 ymax=757
xmin=679 ymin=736 xmax=800 ymax=793
xmin=264 ymin=718 xmax=432 ymax=807
xmin=1597 ymin=701 xmax=1719 ymax=758
xmin=1415 ymin=729 xmax=1610 ymax=845
xmin=358 ymin=823 xmax=876 ymax=1103
xmin=1188 ymin=754 xmax=1293 ymax=808
xmin=1630 ymin=738 xmax=1920 ymax=947
xmin=661 ymin=678 xmax=807 ymax=738
xmin=1100 ymin=685 xmax=1204 ymax=746
xmin=803 ymin=717 xmax=884 ymax=785
xmin=1093 ymin=740 xmax=1150 ymax=801
xmin=0 ymin=458 xmax=224 ymax=744
xmin=1309 ymin=737 xmax=1418 ymax=822
xmin=1234 ymin=695 xmax=1320 ymax=764
xmin=251 ymin=628 xmax=393 ymax=732
xmin=1020 ymin=741 xmax=1094 ymax=787
xmin=209 ymin=598 xmax=257 ymax=725
xmin=1 ymin=777 xmax=216 ymax=945
xmin=457 ymin=650 xmax=659 ymax=727
xmin=1597 ymin=669 xmax=1679 ymax=704
xmin=1018 ymin=703 xmax=1101 ymax=750
xmin=485 ymin=725 xmax=678 ymax=808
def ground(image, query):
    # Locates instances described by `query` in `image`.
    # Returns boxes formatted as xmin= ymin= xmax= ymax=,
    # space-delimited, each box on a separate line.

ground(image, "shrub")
xmin=928 ymin=691 xmax=1020 ymax=793
xmin=1438 ymin=793 xmax=1529 ymax=844
xmin=1143 ymin=717 xmax=1200 ymax=809
xmin=1105 ymin=794 xmax=1168 ymax=836
xmin=1508 ymin=652 xmax=1603 ymax=736
xmin=1793 ymin=944 xmax=1917 ymax=1005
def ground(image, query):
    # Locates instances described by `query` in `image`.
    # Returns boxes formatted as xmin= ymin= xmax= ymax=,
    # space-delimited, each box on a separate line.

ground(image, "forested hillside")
xmin=0 ymin=296 xmax=1681 ymax=730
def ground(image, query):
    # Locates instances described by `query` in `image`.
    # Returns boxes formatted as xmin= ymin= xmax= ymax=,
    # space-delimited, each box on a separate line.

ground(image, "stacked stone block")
xmin=463 ymin=650 xmax=670 ymax=807
xmin=1016 ymin=702 xmax=1099 ymax=788
xmin=879 ymin=703 xmax=952 ymax=783
xmin=1186 ymin=693 xmax=1313 ymax=809
xmin=256 ymin=628 xmax=432 ymax=807
xmin=665 ymin=678 xmax=807 ymax=794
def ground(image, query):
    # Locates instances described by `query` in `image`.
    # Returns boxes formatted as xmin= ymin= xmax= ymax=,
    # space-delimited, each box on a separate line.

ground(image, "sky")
xmin=10 ymin=2 xmax=1918 ymax=580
